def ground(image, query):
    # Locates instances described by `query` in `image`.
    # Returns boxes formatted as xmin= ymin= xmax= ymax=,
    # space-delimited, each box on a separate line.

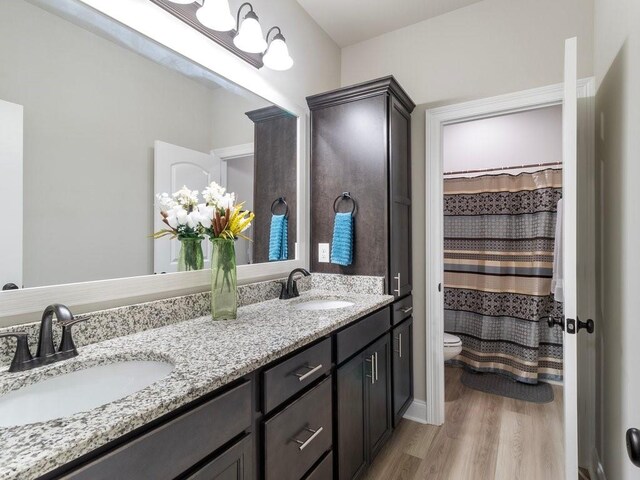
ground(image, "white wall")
xmin=233 ymin=0 xmax=341 ymax=107
xmin=594 ymin=0 xmax=640 ymax=478
xmin=443 ymin=105 xmax=562 ymax=172
xmin=210 ymin=87 xmax=269 ymax=149
xmin=339 ymin=0 xmax=594 ymax=405
xmin=341 ymin=0 xmax=594 ymax=106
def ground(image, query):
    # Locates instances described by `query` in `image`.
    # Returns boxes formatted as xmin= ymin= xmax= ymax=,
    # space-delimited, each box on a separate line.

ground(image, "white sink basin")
xmin=294 ymin=299 xmax=355 ymax=311
xmin=0 ymin=360 xmax=174 ymax=428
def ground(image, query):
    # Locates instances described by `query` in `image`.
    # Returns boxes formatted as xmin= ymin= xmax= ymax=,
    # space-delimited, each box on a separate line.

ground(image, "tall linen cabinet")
xmin=307 ymin=76 xmax=415 ymax=479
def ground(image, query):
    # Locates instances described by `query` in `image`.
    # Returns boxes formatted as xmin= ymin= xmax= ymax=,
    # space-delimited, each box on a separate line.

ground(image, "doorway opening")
xmin=424 ymin=76 xmax=596 ymax=479
xmin=442 ymin=105 xmax=565 ymax=478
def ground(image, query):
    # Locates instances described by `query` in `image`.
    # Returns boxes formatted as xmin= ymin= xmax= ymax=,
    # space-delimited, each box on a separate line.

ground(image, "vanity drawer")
xmin=392 ymin=295 xmax=413 ymax=325
xmin=264 ymin=376 xmax=332 ymax=480
xmin=185 ymin=433 xmax=253 ymax=480
xmin=304 ymin=451 xmax=333 ymax=480
xmin=336 ymin=307 xmax=390 ymax=364
xmin=263 ymin=337 xmax=331 ymax=413
xmin=63 ymin=381 xmax=252 ymax=480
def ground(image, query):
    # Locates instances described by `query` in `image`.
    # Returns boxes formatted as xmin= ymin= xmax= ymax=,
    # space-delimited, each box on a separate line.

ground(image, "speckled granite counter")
xmin=0 ymin=288 xmax=392 ymax=480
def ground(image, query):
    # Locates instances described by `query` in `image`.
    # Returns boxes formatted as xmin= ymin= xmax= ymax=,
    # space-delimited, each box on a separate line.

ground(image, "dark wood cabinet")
xmin=307 ymin=77 xmax=415 ymax=299
xmin=336 ymin=334 xmax=392 ymax=480
xmin=392 ymin=318 xmax=413 ymax=427
xmin=366 ymin=334 xmax=392 ymax=460
xmin=389 ymin=96 xmax=413 ymax=299
xmin=246 ymin=106 xmax=297 ymax=264
xmin=264 ymin=377 xmax=332 ymax=480
xmin=336 ymin=350 xmax=368 ymax=480
xmin=185 ymin=434 xmax=253 ymax=480
xmin=60 ymin=381 xmax=253 ymax=480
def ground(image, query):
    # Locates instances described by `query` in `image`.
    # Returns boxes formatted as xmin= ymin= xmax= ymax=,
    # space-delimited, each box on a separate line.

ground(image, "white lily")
xmin=197 ymin=204 xmax=213 ymax=229
xmin=156 ymin=192 xmax=176 ymax=210
xmin=219 ymin=193 xmax=236 ymax=210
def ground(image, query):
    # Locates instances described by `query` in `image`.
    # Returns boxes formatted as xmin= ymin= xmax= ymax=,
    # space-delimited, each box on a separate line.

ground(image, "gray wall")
xmin=594 ymin=0 xmax=640 ymax=478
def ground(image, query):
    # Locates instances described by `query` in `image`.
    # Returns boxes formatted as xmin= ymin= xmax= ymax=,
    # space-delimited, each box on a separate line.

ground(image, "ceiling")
xmin=296 ymin=0 xmax=484 ymax=47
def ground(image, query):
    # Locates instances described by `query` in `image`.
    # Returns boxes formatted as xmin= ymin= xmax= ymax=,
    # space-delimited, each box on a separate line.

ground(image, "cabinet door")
xmin=392 ymin=318 xmax=413 ymax=427
xmin=389 ymin=96 xmax=412 ymax=299
xmin=366 ymin=334 xmax=392 ymax=460
xmin=336 ymin=351 xmax=368 ymax=480
xmin=186 ymin=435 xmax=253 ymax=480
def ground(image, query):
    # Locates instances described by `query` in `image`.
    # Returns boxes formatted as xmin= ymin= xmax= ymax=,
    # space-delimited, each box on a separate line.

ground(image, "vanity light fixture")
xmin=263 ymin=27 xmax=293 ymax=71
xmin=153 ymin=0 xmax=293 ymax=70
xmin=196 ymin=0 xmax=235 ymax=32
xmin=233 ymin=2 xmax=267 ymax=54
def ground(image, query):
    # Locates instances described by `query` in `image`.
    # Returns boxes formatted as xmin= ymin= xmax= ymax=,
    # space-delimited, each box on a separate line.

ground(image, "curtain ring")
xmin=333 ymin=192 xmax=357 ymax=215
xmin=271 ymin=197 xmax=289 ymax=217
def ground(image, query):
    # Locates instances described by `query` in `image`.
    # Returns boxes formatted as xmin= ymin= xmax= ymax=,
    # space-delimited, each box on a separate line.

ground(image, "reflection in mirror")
xmin=0 ymin=0 xmax=297 ymax=289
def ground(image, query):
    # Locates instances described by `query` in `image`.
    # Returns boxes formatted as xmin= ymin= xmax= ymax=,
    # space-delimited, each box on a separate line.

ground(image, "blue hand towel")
xmin=269 ymin=214 xmax=288 ymax=261
xmin=330 ymin=212 xmax=353 ymax=266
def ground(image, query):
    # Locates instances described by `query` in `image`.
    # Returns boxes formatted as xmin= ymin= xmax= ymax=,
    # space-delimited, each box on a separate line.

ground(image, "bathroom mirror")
xmin=0 ymin=0 xmax=299 ymax=291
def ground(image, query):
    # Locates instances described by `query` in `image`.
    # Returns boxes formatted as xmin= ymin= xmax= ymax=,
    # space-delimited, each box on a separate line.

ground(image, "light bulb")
xmin=263 ymin=35 xmax=293 ymax=71
xmin=233 ymin=11 xmax=267 ymax=53
xmin=196 ymin=0 xmax=235 ymax=32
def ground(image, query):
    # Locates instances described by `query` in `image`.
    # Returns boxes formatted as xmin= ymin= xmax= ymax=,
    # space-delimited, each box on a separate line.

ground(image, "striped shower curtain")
xmin=444 ymin=169 xmax=564 ymax=384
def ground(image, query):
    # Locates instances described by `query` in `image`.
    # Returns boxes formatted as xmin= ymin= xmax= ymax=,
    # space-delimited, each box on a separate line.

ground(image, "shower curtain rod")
xmin=444 ymin=161 xmax=562 ymax=176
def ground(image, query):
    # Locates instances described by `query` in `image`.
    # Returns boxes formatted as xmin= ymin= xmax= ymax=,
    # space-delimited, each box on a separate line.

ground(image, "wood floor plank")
xmin=361 ymin=367 xmax=564 ymax=480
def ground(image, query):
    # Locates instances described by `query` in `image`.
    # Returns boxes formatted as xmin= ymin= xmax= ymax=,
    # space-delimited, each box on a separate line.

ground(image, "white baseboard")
xmin=403 ymin=399 xmax=428 ymax=424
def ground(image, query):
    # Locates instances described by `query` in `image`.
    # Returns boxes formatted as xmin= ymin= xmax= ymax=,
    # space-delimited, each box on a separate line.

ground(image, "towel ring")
xmin=271 ymin=197 xmax=289 ymax=217
xmin=333 ymin=192 xmax=357 ymax=215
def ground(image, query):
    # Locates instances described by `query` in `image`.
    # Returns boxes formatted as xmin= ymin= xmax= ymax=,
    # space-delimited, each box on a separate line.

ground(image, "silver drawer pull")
xmin=294 ymin=364 xmax=323 ymax=382
xmin=394 ymin=273 xmax=401 ymax=296
xmin=294 ymin=426 xmax=324 ymax=451
xmin=365 ymin=355 xmax=374 ymax=384
xmin=395 ymin=333 xmax=403 ymax=358
xmin=374 ymin=351 xmax=379 ymax=381
xmin=400 ymin=306 xmax=413 ymax=314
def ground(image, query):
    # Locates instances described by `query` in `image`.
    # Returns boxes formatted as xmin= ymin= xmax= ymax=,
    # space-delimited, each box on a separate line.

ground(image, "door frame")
xmin=211 ymin=142 xmax=254 ymax=188
xmin=423 ymin=78 xmax=596 ymax=466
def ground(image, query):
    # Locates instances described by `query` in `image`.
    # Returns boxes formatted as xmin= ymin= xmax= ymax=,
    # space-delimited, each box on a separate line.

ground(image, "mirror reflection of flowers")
xmin=200 ymin=181 xmax=254 ymax=240
xmin=153 ymin=186 xmax=203 ymax=241
xmin=153 ymin=186 xmax=207 ymax=272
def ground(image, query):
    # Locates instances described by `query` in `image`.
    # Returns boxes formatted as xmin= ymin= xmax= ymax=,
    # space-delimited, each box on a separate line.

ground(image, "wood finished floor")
xmin=362 ymin=367 xmax=564 ymax=480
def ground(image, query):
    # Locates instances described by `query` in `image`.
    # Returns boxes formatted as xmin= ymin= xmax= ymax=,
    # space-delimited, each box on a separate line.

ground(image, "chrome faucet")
xmin=0 ymin=304 xmax=88 ymax=373
xmin=280 ymin=268 xmax=311 ymax=300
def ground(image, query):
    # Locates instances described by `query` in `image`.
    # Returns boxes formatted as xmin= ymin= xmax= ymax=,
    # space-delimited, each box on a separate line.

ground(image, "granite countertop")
xmin=0 ymin=289 xmax=393 ymax=480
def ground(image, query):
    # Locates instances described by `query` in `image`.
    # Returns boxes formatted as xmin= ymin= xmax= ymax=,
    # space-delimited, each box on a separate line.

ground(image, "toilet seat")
xmin=444 ymin=332 xmax=462 ymax=346
xmin=444 ymin=333 xmax=463 ymax=361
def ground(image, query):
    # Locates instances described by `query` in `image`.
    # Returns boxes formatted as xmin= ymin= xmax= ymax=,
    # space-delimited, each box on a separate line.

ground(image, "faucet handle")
xmin=58 ymin=316 xmax=89 ymax=354
xmin=0 ymin=332 xmax=33 ymax=372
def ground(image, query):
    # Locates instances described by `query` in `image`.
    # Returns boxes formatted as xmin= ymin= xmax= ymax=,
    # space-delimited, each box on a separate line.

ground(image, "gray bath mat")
xmin=461 ymin=370 xmax=554 ymax=404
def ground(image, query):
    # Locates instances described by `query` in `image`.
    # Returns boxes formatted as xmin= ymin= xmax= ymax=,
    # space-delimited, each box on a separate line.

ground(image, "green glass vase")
xmin=177 ymin=237 xmax=204 ymax=272
xmin=211 ymin=238 xmax=237 ymax=320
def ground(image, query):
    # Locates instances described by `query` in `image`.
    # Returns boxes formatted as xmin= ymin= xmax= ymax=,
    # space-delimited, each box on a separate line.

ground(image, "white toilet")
xmin=444 ymin=333 xmax=463 ymax=361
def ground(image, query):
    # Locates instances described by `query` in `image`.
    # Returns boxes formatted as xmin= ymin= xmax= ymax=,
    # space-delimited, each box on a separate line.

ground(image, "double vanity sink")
xmin=0 ymin=290 xmax=387 ymax=479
